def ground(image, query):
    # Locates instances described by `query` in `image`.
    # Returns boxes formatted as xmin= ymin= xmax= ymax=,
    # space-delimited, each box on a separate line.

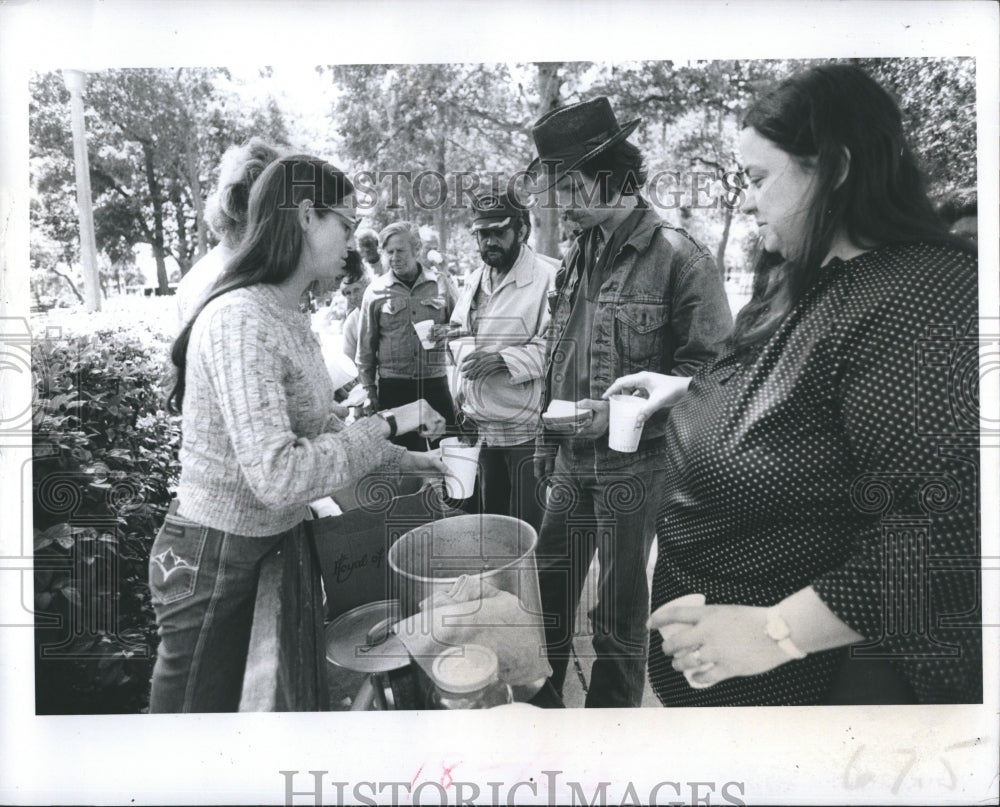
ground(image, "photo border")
xmin=1 ymin=1 xmax=997 ymax=804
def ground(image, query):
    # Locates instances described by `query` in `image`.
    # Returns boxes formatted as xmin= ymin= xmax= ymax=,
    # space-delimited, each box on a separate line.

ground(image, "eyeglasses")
xmin=330 ymin=208 xmax=360 ymax=236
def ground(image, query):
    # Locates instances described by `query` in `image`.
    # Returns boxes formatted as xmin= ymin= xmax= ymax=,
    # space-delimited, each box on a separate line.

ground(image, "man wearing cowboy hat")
xmin=447 ymin=189 xmax=558 ymax=531
xmin=527 ymin=97 xmax=733 ymax=707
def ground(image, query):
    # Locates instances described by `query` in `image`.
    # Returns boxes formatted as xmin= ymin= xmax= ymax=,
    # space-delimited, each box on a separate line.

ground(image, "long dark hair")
xmin=168 ymin=155 xmax=353 ymax=412
xmin=729 ymin=63 xmax=970 ymax=352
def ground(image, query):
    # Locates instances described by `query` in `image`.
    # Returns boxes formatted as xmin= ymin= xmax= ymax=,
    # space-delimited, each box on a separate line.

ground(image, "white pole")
xmin=63 ymin=69 xmax=101 ymax=312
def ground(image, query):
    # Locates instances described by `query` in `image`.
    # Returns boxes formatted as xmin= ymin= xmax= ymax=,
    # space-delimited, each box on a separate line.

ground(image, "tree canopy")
xmin=30 ymin=67 xmax=289 ymax=302
xmin=29 ymin=58 xmax=976 ymax=305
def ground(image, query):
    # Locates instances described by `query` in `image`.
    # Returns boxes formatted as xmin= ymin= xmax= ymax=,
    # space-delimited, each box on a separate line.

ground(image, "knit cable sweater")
xmin=176 ymin=284 xmax=405 ymax=536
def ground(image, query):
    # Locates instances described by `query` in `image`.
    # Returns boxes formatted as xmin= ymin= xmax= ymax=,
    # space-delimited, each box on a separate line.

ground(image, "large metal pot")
xmin=388 ymin=513 xmax=550 ymax=699
xmin=387 ymin=513 xmax=541 ymax=618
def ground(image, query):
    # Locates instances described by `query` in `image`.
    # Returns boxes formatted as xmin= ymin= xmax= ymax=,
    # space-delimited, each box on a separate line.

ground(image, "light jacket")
xmin=541 ymin=203 xmax=733 ymax=469
xmin=449 ymin=245 xmax=557 ymax=446
xmin=356 ymin=263 xmax=457 ymax=385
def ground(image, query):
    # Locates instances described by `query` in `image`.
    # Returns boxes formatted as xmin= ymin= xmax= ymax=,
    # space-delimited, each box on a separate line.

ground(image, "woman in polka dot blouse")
xmin=606 ymin=64 xmax=980 ymax=705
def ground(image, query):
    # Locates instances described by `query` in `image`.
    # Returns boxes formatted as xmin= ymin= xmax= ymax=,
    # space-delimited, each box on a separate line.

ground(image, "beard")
xmin=480 ymin=241 xmax=519 ymax=271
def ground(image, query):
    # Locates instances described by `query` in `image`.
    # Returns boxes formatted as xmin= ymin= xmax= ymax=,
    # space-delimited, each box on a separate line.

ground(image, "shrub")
xmin=32 ymin=327 xmax=179 ymax=714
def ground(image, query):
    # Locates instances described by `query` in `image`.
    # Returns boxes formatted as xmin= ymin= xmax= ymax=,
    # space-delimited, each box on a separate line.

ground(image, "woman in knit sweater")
xmin=149 ymin=155 xmax=447 ymax=712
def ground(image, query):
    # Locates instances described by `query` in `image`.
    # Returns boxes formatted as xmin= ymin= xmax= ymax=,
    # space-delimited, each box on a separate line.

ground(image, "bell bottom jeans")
xmin=147 ymin=512 xmax=300 ymax=713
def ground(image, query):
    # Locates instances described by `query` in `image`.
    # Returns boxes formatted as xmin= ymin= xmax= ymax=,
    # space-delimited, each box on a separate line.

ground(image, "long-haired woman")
xmin=149 ymin=155 xmax=446 ymax=712
xmin=606 ymin=63 xmax=980 ymax=705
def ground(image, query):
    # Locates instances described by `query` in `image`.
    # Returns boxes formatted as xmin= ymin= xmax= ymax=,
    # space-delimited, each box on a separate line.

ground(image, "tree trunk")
xmin=142 ymin=142 xmax=170 ymax=294
xmin=187 ymin=140 xmax=208 ymax=262
xmin=63 ymin=69 xmax=102 ymax=312
xmin=401 ymin=174 xmax=414 ymax=222
xmin=175 ymin=68 xmax=207 ymax=266
xmin=434 ymin=118 xmax=449 ymax=259
xmin=534 ymin=206 xmax=561 ymax=261
xmin=52 ymin=264 xmax=85 ymax=304
xmin=533 ymin=62 xmax=564 ymax=260
xmin=173 ymin=183 xmax=191 ymax=276
xmin=713 ymin=110 xmax=731 ymax=279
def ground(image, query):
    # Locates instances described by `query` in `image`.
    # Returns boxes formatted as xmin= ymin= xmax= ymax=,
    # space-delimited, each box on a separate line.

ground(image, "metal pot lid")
xmin=325 ymin=599 xmax=411 ymax=674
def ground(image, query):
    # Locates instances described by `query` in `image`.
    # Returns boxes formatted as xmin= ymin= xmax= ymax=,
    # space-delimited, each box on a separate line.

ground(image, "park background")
xmin=27 ymin=56 xmax=977 ymax=715
xmin=2 ymin=2 xmax=998 ymax=806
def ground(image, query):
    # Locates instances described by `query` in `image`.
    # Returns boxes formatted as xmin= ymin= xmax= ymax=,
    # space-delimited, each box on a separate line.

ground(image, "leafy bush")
xmin=32 ymin=327 xmax=179 ymax=714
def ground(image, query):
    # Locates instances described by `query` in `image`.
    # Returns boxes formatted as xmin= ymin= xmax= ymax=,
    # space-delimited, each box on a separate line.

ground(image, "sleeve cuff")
xmin=353 ymin=415 xmax=406 ymax=465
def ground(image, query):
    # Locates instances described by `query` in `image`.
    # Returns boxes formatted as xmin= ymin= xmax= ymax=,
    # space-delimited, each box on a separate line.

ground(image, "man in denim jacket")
xmin=527 ymin=98 xmax=733 ymax=707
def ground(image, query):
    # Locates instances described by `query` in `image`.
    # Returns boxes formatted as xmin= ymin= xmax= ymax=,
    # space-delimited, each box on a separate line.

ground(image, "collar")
xmin=477 ymin=245 xmax=536 ymax=292
xmin=576 ymin=197 xmax=661 ymax=255
xmin=620 ymin=203 xmax=663 ymax=251
xmin=502 ymin=245 xmax=536 ymax=289
xmin=387 ymin=262 xmax=437 ymax=288
xmin=511 ymin=245 xmax=538 ymax=287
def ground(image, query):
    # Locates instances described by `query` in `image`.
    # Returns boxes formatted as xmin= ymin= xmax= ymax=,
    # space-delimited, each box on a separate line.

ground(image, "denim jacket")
xmin=540 ymin=205 xmax=733 ymax=468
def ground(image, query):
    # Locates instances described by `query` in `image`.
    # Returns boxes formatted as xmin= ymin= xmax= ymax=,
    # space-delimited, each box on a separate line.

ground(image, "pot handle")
xmin=364 ymin=617 xmax=396 ymax=648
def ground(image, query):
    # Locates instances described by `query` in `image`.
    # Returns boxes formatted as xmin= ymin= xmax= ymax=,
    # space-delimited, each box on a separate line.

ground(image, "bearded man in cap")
xmin=447 ymin=189 xmax=558 ymax=531
xmin=528 ymin=97 xmax=733 ymax=707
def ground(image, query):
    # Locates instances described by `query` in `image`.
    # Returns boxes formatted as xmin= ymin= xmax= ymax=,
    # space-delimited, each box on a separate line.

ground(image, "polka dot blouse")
xmin=649 ymin=242 xmax=981 ymax=706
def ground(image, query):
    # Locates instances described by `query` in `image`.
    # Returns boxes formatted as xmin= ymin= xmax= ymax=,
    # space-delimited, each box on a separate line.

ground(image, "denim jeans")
xmin=536 ymin=441 xmax=666 ymax=707
xmin=147 ymin=512 xmax=297 ymax=712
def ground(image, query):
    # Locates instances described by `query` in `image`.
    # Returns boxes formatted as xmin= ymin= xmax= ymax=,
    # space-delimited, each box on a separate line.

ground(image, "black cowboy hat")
xmin=525 ymin=96 xmax=641 ymax=194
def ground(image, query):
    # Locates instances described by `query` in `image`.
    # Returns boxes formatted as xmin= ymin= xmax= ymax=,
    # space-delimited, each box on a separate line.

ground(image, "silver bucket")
xmin=387 ymin=514 xmax=548 ymax=693
xmin=388 ymin=514 xmax=541 ymax=617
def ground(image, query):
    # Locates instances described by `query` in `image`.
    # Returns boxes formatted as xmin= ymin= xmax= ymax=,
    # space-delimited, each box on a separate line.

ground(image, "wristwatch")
xmin=377 ymin=410 xmax=398 ymax=439
xmin=764 ymin=607 xmax=807 ymax=660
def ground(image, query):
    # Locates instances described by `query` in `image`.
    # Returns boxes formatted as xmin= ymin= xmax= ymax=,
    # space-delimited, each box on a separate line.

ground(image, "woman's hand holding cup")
xmin=602 ymin=372 xmax=693 ymax=424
